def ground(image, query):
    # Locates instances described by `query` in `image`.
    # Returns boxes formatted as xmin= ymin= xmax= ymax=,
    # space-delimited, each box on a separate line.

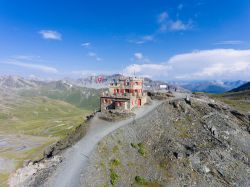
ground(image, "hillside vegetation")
xmin=209 ymin=85 xmax=250 ymax=113
xmin=0 ymin=96 xmax=90 ymax=137
xmin=19 ymin=81 xmax=101 ymax=110
xmin=0 ymin=80 xmax=100 ymax=186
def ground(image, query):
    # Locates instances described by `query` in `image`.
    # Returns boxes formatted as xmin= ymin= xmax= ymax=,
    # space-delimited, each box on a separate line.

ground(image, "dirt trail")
xmin=43 ymin=100 xmax=166 ymax=187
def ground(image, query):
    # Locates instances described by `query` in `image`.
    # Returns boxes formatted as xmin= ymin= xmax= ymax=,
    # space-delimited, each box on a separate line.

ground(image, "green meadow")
xmin=209 ymin=90 xmax=250 ymax=113
xmin=0 ymin=96 xmax=91 ymax=137
xmin=0 ymin=86 xmax=100 ymax=186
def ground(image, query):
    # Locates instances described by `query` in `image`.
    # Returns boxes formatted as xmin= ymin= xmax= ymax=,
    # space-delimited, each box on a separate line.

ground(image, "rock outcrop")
xmin=81 ymin=95 xmax=250 ymax=187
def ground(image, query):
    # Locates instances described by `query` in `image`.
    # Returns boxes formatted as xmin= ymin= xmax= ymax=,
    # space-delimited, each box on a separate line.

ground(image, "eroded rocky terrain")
xmin=81 ymin=94 xmax=250 ymax=186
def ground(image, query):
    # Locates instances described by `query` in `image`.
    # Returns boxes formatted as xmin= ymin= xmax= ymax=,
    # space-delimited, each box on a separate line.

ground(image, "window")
xmin=116 ymin=102 xmax=121 ymax=107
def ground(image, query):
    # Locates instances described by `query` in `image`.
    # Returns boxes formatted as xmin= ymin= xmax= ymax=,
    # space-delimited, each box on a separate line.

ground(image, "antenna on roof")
xmin=121 ymin=64 xmax=124 ymax=77
xmin=133 ymin=64 xmax=136 ymax=77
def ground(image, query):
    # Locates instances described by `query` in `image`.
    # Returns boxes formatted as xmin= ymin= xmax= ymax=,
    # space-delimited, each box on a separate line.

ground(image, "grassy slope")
xmin=0 ymin=86 xmax=100 ymax=186
xmin=209 ymin=90 xmax=250 ymax=113
xmin=0 ymin=96 xmax=91 ymax=137
xmin=19 ymin=83 xmax=101 ymax=110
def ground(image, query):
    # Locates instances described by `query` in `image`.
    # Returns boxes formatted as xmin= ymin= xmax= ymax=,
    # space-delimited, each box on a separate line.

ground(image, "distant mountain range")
xmin=0 ymin=75 xmax=101 ymax=110
xmin=230 ymin=82 xmax=250 ymax=92
xmin=0 ymin=75 xmax=187 ymax=93
xmin=0 ymin=75 xmax=42 ymax=89
xmin=65 ymin=74 xmax=187 ymax=92
xmin=1 ymin=75 xmax=247 ymax=94
xmin=174 ymin=80 xmax=247 ymax=93
xmin=0 ymin=75 xmax=189 ymax=110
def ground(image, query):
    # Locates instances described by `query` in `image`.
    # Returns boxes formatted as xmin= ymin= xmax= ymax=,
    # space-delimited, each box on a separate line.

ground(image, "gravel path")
xmin=43 ymin=100 xmax=163 ymax=187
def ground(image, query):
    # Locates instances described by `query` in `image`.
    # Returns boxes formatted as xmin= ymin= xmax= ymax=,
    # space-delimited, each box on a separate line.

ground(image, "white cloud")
xmin=88 ymin=52 xmax=97 ymax=57
xmin=158 ymin=11 xmax=193 ymax=32
xmin=4 ymin=61 xmax=58 ymax=74
xmin=128 ymin=10 xmax=193 ymax=45
xmin=178 ymin=4 xmax=184 ymax=10
xmin=81 ymin=42 xmax=91 ymax=48
xmin=87 ymin=52 xmax=102 ymax=61
xmin=71 ymin=70 xmax=116 ymax=78
xmin=134 ymin=53 xmax=143 ymax=60
xmin=124 ymin=64 xmax=170 ymax=78
xmin=123 ymin=49 xmax=250 ymax=80
xmin=143 ymin=35 xmax=154 ymax=41
xmin=133 ymin=53 xmax=150 ymax=63
xmin=39 ymin=30 xmax=62 ymax=40
xmin=158 ymin=12 xmax=168 ymax=23
xmin=166 ymin=49 xmax=250 ymax=79
xmin=213 ymin=40 xmax=243 ymax=45
xmin=129 ymin=35 xmax=155 ymax=45
xmin=169 ymin=20 xmax=192 ymax=31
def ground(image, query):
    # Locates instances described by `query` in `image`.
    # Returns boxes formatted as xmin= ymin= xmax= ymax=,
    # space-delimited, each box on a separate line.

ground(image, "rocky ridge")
xmin=81 ymin=94 xmax=250 ymax=186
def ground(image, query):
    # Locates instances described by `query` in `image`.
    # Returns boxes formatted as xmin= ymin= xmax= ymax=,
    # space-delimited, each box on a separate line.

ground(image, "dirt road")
xmin=43 ymin=100 xmax=163 ymax=187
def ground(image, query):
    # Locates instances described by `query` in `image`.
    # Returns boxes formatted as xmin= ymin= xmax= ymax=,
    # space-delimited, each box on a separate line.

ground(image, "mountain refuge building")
xmin=100 ymin=76 xmax=147 ymax=112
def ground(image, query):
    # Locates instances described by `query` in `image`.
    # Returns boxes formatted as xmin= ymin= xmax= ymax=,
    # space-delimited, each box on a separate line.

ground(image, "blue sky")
xmin=0 ymin=0 xmax=250 ymax=80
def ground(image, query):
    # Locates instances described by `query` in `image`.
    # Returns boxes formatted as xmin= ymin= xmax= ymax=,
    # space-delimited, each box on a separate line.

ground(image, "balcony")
xmin=101 ymin=92 xmax=146 ymax=98
xmin=109 ymin=83 xmax=143 ymax=89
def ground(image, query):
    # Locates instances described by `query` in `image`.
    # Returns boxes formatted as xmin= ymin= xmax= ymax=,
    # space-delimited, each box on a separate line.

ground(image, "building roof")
xmin=118 ymin=76 xmax=144 ymax=81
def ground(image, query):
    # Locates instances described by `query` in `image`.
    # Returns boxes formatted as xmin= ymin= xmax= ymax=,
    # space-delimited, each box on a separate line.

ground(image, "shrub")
xmin=110 ymin=169 xmax=119 ymax=186
xmin=138 ymin=148 xmax=146 ymax=156
xmin=131 ymin=142 xmax=146 ymax=156
xmin=138 ymin=143 xmax=146 ymax=156
xmin=110 ymin=159 xmax=120 ymax=167
xmin=135 ymin=176 xmax=148 ymax=185
xmin=131 ymin=143 xmax=138 ymax=148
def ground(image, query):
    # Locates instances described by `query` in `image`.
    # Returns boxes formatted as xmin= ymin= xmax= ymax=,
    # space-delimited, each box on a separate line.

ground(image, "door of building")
xmin=138 ymin=99 xmax=141 ymax=107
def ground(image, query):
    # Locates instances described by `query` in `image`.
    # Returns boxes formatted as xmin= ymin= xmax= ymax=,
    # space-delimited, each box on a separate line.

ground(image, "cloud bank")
xmin=124 ymin=49 xmax=250 ymax=80
xmin=5 ymin=61 xmax=58 ymax=74
xmin=2 ymin=56 xmax=58 ymax=74
xmin=213 ymin=40 xmax=243 ymax=45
